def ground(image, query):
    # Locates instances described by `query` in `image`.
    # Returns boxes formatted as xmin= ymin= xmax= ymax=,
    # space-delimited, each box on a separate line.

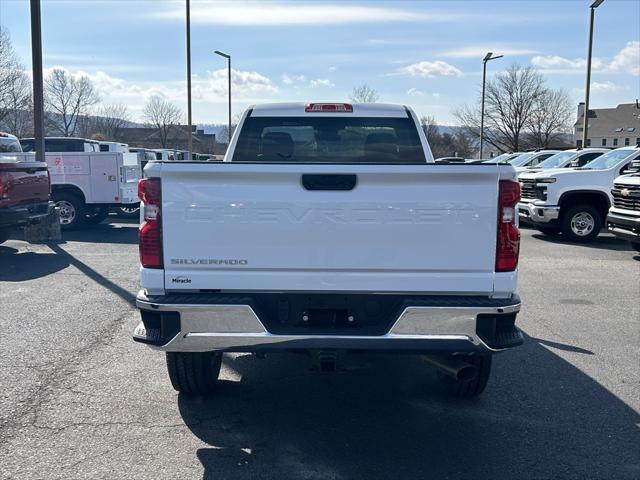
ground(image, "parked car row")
xmin=515 ymin=146 xmax=640 ymax=248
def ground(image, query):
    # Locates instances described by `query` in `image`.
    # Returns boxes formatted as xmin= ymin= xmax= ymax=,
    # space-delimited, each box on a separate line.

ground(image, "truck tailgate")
xmin=159 ymin=163 xmax=500 ymax=294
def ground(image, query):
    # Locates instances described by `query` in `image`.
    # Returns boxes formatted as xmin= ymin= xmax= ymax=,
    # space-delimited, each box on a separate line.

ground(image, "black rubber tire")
xmin=115 ymin=203 xmax=140 ymax=219
xmin=535 ymin=224 xmax=560 ymax=235
xmin=436 ymin=354 xmax=492 ymax=398
xmin=53 ymin=192 xmax=86 ymax=231
xmin=560 ymin=204 xmax=602 ymax=243
xmin=631 ymin=242 xmax=640 ymax=253
xmin=165 ymin=351 xmax=223 ymax=394
xmin=84 ymin=206 xmax=109 ymax=225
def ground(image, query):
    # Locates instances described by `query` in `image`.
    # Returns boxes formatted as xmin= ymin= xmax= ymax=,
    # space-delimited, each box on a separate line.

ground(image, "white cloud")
xmin=609 ymin=41 xmax=640 ymax=76
xmin=282 ymin=73 xmax=306 ymax=85
xmin=406 ymin=88 xmax=424 ymax=96
xmin=590 ymin=81 xmax=622 ymax=93
xmin=396 ymin=61 xmax=462 ymax=78
xmin=532 ymin=42 xmax=639 ymax=75
xmin=309 ymin=79 xmax=335 ymax=88
xmin=328 ymin=66 xmax=337 ymax=72
xmin=531 ymin=55 xmax=605 ymax=70
xmin=156 ymin=2 xmax=445 ymax=26
xmin=41 ymin=66 xmax=277 ymax=121
xmin=439 ymin=46 xmax=539 ymax=58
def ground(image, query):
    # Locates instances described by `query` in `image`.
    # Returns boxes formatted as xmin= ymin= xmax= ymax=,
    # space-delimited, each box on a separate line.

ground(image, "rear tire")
xmin=84 ymin=206 xmax=109 ymax=225
xmin=436 ymin=354 xmax=492 ymax=398
xmin=115 ymin=203 xmax=140 ymax=219
xmin=53 ymin=192 xmax=85 ymax=231
xmin=631 ymin=242 xmax=640 ymax=253
xmin=560 ymin=204 xmax=602 ymax=242
xmin=166 ymin=351 xmax=223 ymax=394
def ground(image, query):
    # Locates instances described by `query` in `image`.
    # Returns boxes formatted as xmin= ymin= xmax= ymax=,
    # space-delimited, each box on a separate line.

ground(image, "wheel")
xmin=560 ymin=204 xmax=602 ymax=242
xmin=84 ymin=206 xmax=109 ymax=225
xmin=535 ymin=225 xmax=560 ymax=235
xmin=53 ymin=192 xmax=85 ymax=230
xmin=166 ymin=351 xmax=223 ymax=394
xmin=436 ymin=354 xmax=492 ymax=398
xmin=631 ymin=242 xmax=640 ymax=253
xmin=115 ymin=203 xmax=140 ymax=219
xmin=0 ymin=228 xmax=10 ymax=245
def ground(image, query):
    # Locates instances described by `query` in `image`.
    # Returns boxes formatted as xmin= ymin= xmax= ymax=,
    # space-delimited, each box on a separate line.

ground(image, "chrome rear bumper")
xmin=133 ymin=291 xmax=522 ymax=354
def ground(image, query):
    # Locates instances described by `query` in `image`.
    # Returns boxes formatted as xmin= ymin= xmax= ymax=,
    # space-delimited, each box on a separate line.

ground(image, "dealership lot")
xmin=0 ymin=220 xmax=638 ymax=480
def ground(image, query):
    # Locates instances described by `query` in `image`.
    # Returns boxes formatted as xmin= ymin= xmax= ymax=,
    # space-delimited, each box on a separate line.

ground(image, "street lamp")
xmin=29 ymin=0 xmax=45 ymax=162
xmin=479 ymin=52 xmax=503 ymax=160
xmin=214 ymin=50 xmax=232 ymax=144
xmin=581 ymin=0 xmax=605 ymax=148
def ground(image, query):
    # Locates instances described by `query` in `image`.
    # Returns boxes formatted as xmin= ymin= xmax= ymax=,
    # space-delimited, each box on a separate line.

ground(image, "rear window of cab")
xmin=232 ymin=116 xmax=426 ymax=163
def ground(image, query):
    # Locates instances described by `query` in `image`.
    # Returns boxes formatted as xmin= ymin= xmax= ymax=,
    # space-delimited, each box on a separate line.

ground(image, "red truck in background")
xmin=0 ymin=132 xmax=56 ymax=245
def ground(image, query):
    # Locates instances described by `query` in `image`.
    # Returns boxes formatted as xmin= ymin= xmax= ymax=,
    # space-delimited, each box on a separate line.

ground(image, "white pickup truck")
xmin=607 ymin=156 xmax=640 ymax=252
xmin=133 ymin=103 xmax=523 ymax=398
xmin=518 ymin=146 xmax=640 ymax=241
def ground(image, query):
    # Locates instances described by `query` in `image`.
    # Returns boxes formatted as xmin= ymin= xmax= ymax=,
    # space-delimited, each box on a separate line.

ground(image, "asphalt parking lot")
xmin=0 ymin=219 xmax=638 ymax=480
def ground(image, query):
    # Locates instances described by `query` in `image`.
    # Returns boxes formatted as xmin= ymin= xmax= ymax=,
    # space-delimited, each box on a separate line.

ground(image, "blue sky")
xmin=1 ymin=0 xmax=638 ymax=125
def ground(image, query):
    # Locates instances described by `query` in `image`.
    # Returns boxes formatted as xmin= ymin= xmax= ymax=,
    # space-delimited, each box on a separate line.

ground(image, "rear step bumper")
xmin=133 ymin=291 xmax=522 ymax=354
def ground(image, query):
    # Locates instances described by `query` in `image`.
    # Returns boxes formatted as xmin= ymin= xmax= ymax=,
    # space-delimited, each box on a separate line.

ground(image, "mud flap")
xmin=24 ymin=207 xmax=62 ymax=244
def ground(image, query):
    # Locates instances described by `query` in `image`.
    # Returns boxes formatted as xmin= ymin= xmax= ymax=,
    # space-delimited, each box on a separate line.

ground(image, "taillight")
xmin=305 ymin=103 xmax=353 ymax=113
xmin=496 ymin=180 xmax=520 ymax=272
xmin=138 ymin=177 xmax=162 ymax=268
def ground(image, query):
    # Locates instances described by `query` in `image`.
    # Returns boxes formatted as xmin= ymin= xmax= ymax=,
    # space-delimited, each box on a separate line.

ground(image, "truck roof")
xmin=250 ymin=102 xmax=410 ymax=118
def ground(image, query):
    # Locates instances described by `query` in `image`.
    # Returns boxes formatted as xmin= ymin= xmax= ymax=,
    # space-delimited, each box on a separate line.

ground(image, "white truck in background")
xmin=607 ymin=156 xmax=640 ymax=252
xmin=8 ymin=150 xmax=141 ymax=229
xmin=133 ymin=102 xmax=524 ymax=398
xmin=518 ymin=146 xmax=640 ymax=241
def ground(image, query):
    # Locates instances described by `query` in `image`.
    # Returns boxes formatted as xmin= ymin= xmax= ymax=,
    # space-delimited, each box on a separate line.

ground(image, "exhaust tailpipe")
xmin=423 ymin=355 xmax=478 ymax=382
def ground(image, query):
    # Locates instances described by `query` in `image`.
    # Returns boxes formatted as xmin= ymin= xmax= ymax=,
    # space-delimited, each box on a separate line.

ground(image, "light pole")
xmin=582 ymin=0 xmax=604 ymax=148
xmin=214 ymin=50 xmax=231 ymax=144
xmin=186 ymin=0 xmax=193 ymax=160
xmin=479 ymin=52 xmax=503 ymax=160
xmin=30 ymin=0 xmax=45 ymax=162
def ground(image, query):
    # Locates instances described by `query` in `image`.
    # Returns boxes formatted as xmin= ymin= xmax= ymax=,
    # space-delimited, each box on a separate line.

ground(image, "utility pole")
xmin=30 ymin=0 xmax=45 ymax=162
xmin=186 ymin=0 xmax=193 ymax=160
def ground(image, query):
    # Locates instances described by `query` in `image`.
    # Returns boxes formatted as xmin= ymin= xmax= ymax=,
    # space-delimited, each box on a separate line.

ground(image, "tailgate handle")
xmin=302 ymin=174 xmax=357 ymax=191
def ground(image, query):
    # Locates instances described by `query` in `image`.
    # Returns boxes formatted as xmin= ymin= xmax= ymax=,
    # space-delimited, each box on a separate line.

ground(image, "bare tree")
xmin=420 ymin=115 xmax=440 ymax=146
xmin=91 ymin=104 xmax=130 ymax=140
xmin=44 ymin=68 xmax=100 ymax=136
xmin=218 ymin=114 xmax=241 ymax=144
xmin=2 ymin=71 xmax=32 ymax=137
xmin=143 ymin=96 xmax=182 ymax=148
xmin=350 ymin=84 xmax=380 ymax=103
xmin=0 ymin=27 xmax=32 ymax=133
xmin=455 ymin=64 xmax=547 ymax=153
xmin=525 ymin=89 xmax=573 ymax=148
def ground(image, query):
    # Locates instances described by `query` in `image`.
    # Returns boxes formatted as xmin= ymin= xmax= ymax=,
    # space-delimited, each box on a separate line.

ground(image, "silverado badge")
xmin=621 ymin=188 xmax=630 ymax=197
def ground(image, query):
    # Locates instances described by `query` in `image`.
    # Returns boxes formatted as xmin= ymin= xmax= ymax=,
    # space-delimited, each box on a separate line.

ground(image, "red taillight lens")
xmin=496 ymin=180 xmax=520 ymax=272
xmin=138 ymin=177 xmax=162 ymax=268
xmin=305 ymin=103 xmax=353 ymax=113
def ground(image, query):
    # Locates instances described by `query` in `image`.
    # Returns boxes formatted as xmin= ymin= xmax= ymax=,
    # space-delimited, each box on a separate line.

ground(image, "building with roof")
xmin=574 ymin=102 xmax=640 ymax=148
xmin=115 ymin=124 xmax=218 ymax=154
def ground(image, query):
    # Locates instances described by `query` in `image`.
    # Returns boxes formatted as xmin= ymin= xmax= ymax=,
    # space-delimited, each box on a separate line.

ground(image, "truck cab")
xmin=521 ymin=148 xmax=607 ymax=176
